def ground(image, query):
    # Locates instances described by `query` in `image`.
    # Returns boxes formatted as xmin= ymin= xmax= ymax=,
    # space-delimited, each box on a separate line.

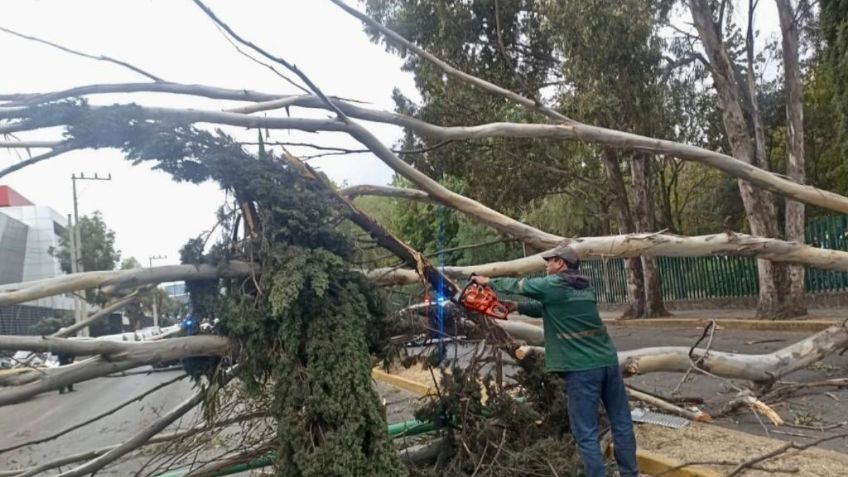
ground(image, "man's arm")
xmin=517 ymin=301 xmax=543 ymax=318
xmin=486 ymin=276 xmax=552 ymax=301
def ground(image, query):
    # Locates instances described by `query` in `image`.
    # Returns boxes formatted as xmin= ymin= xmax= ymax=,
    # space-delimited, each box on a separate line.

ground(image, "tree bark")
xmin=777 ymin=0 xmax=808 ymax=317
xmin=629 ymin=154 xmax=669 ymax=316
xmin=690 ymin=0 xmax=787 ymax=318
xmin=601 ymin=149 xmax=647 ymax=318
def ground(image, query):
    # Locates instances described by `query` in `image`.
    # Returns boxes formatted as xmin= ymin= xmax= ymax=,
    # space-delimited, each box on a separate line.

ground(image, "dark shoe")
xmin=59 ymin=389 xmax=65 ymax=394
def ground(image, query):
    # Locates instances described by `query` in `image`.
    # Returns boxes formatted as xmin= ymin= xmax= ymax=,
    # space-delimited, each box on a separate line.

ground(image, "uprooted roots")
xmin=407 ymin=347 xmax=587 ymax=476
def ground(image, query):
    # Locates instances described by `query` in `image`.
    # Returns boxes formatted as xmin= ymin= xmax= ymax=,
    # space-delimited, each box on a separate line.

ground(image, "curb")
xmin=604 ymin=318 xmax=838 ymax=333
xmin=372 ymin=368 xmax=718 ymax=477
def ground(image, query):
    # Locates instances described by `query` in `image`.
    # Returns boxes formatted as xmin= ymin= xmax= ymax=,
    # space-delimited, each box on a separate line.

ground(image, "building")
xmin=0 ymin=186 xmax=74 ymax=335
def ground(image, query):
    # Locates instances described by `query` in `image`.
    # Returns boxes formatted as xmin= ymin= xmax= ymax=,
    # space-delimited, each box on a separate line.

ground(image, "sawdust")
xmin=636 ymin=422 xmax=848 ymax=476
xmin=388 ymin=362 xmax=444 ymax=389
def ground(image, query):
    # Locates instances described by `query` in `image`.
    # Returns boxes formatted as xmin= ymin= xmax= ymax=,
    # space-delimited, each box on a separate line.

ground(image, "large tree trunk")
xmin=368 ymin=232 xmax=848 ymax=286
xmin=630 ymin=154 xmax=669 ymax=316
xmin=777 ymin=0 xmax=808 ymax=317
xmin=399 ymin=305 xmax=848 ymax=384
xmin=601 ymin=149 xmax=647 ymax=318
xmin=513 ymin=322 xmax=848 ymax=383
xmin=690 ymin=0 xmax=787 ymax=318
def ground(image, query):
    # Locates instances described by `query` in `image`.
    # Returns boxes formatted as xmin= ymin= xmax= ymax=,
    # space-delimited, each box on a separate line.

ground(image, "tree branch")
xmin=192 ymin=0 xmax=348 ymax=121
xmin=0 ymin=261 xmax=255 ymax=305
xmin=0 ymin=25 xmax=162 ymax=82
xmin=340 ymin=184 xmax=435 ymax=203
xmin=53 ymin=286 xmax=149 ymax=338
xmin=328 ymin=0 xmax=573 ymax=123
xmin=0 ymin=335 xmax=231 ymax=406
xmin=0 ymin=373 xmax=187 ymax=455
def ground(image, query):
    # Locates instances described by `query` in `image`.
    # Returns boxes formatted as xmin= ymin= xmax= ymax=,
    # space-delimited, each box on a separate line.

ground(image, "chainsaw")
xmin=454 ymin=279 xmax=510 ymax=320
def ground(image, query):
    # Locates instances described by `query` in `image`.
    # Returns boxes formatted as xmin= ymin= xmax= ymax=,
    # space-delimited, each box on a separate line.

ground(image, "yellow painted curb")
xmin=374 ymin=367 xmax=720 ymax=477
xmin=633 ymin=448 xmax=720 ymax=477
xmin=372 ymin=368 xmax=436 ymax=396
xmin=605 ymin=318 xmax=837 ymax=333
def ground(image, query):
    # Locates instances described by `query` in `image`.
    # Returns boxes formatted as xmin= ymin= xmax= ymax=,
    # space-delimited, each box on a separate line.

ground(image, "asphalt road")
xmin=0 ymin=367 xmax=199 ymax=476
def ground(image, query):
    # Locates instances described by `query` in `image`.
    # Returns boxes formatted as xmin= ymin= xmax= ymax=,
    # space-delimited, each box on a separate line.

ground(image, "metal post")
xmin=70 ymin=172 xmax=112 ymax=337
xmin=67 ymin=214 xmax=82 ymax=335
xmin=148 ymin=254 xmax=167 ymax=328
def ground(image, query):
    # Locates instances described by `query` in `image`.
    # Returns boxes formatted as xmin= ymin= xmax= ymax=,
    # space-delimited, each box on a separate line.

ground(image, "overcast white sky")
xmin=0 ymin=0 xmax=417 ymax=266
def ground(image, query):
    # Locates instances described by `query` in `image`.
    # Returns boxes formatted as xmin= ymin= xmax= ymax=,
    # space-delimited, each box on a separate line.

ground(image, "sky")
xmin=0 ymin=0 xmax=417 ymax=266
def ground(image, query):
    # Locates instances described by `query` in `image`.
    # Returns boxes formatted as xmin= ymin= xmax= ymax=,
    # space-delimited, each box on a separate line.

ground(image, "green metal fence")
xmin=580 ymin=215 xmax=848 ymax=305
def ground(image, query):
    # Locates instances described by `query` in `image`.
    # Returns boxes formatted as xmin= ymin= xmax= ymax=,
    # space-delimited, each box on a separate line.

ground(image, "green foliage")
xmin=821 ymin=0 xmax=848 ymax=160
xmin=51 ymin=211 xmax=120 ymax=274
xmin=28 ymin=313 xmax=73 ymax=336
xmin=42 ymin=101 xmax=405 ymax=476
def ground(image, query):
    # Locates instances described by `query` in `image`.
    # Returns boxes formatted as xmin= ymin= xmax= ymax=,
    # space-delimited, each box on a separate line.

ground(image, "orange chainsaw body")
xmin=459 ymin=283 xmax=509 ymax=320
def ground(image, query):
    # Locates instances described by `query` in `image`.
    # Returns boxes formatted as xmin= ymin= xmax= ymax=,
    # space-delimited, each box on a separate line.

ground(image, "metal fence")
xmin=580 ymin=215 xmax=848 ymax=305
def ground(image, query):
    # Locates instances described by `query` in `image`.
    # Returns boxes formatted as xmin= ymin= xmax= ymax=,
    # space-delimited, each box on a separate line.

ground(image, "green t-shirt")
xmin=490 ymin=274 xmax=619 ymax=372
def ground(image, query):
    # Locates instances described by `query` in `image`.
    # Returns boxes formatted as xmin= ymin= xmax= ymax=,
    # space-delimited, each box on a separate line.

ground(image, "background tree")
xmin=364 ymin=0 xmax=681 ymax=317
xmin=51 ymin=211 xmax=121 ymax=274
xmin=820 ymin=0 xmax=848 ymax=160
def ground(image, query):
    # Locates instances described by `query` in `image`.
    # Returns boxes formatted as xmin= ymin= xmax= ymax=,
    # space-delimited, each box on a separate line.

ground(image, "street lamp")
xmin=148 ymin=254 xmax=167 ymax=328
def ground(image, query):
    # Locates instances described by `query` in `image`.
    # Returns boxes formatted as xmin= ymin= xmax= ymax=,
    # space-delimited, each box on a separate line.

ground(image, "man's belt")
xmin=556 ymin=326 xmax=607 ymax=341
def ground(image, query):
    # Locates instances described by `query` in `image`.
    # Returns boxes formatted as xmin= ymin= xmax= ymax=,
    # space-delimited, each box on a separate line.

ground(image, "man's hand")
xmin=470 ymin=274 xmax=491 ymax=286
xmin=501 ymin=300 xmax=518 ymax=313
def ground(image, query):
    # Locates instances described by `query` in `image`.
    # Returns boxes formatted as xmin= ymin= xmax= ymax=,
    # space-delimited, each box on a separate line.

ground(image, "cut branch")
xmin=340 ymin=184 xmax=435 ymax=204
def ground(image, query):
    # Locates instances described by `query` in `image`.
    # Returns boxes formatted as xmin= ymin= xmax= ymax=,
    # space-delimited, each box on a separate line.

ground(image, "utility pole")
xmin=148 ymin=254 xmax=167 ymax=328
xmin=70 ymin=172 xmax=112 ymax=337
xmin=67 ymin=214 xmax=81 ymax=334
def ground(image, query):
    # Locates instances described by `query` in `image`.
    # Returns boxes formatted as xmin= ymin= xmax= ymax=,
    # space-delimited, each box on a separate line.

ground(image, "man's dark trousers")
xmin=565 ymin=364 xmax=638 ymax=477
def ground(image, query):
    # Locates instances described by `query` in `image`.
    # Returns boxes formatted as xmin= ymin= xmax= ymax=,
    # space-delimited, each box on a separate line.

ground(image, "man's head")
xmin=541 ymin=245 xmax=580 ymax=275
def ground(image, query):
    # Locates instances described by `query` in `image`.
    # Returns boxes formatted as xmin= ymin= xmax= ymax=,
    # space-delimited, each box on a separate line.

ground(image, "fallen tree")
xmin=0 ymin=262 xmax=255 ymax=305
xmin=0 ymin=335 xmax=231 ymax=405
xmin=513 ymin=321 xmax=848 ymax=383
xmin=368 ymin=232 xmax=848 ymax=286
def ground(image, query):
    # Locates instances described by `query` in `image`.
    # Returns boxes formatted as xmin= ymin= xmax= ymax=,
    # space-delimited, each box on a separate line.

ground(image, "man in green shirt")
xmin=471 ymin=245 xmax=638 ymax=477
